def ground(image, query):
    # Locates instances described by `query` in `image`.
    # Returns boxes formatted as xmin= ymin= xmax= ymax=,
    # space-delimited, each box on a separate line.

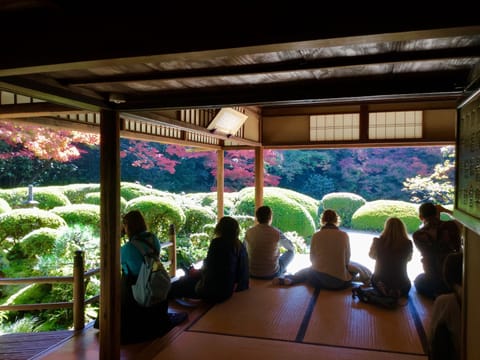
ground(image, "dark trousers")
xmin=414 ymin=273 xmax=449 ymax=299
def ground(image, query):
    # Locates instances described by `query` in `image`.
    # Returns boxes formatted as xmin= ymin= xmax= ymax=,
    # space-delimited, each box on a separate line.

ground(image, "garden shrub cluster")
xmin=351 ymin=200 xmax=421 ymax=233
xmin=50 ymin=204 xmax=101 ymax=235
xmin=0 ymin=198 xmax=11 ymax=214
xmin=321 ymin=192 xmax=366 ymax=228
xmin=234 ymin=187 xmax=316 ymax=238
xmin=124 ymin=195 xmax=186 ymax=239
xmin=0 ymin=208 xmax=66 ymax=246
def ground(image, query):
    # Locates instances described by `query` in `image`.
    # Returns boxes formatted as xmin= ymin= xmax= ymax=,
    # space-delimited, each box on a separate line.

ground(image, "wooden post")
xmin=168 ymin=224 xmax=177 ymax=277
xmin=73 ymin=250 xmax=85 ymax=331
xmin=99 ymin=110 xmax=121 ymax=359
xmin=255 ymin=147 xmax=264 ymax=212
xmin=217 ymin=150 xmax=225 ymax=220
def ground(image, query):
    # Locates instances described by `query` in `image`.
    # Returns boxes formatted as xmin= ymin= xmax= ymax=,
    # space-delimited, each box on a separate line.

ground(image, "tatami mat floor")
xmin=3 ymin=233 xmax=431 ymax=359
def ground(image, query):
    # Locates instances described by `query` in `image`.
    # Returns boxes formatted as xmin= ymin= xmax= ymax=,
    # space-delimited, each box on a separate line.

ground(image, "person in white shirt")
xmin=273 ymin=209 xmax=371 ymax=289
xmin=245 ymin=205 xmax=295 ymax=279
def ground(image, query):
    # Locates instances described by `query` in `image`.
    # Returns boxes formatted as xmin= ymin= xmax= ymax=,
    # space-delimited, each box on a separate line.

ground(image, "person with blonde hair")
xmin=369 ymin=217 xmax=413 ymax=298
xmin=273 ymin=209 xmax=371 ymax=289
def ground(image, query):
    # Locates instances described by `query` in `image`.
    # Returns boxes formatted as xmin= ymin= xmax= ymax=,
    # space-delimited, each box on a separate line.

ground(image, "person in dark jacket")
xmin=413 ymin=203 xmax=462 ymax=299
xmin=429 ymin=252 xmax=463 ymax=360
xmin=169 ymin=216 xmax=249 ymax=303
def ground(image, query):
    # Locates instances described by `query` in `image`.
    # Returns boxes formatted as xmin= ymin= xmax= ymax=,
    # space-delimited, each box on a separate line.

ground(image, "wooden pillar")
xmin=359 ymin=104 xmax=369 ymax=142
xmin=255 ymin=147 xmax=264 ymax=211
xmin=217 ymin=150 xmax=224 ymax=220
xmin=73 ymin=250 xmax=85 ymax=331
xmin=168 ymin=224 xmax=177 ymax=277
xmin=99 ymin=110 xmax=121 ymax=359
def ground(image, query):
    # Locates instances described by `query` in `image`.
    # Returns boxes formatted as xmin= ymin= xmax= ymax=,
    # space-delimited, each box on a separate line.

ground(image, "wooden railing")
xmin=0 ymin=251 xmax=99 ymax=330
xmin=0 ymin=225 xmax=177 ymax=331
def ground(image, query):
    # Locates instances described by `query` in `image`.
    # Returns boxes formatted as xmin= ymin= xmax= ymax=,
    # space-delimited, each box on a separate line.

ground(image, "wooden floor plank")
xmin=0 ymin=330 xmax=74 ymax=360
xmin=189 ymin=285 xmax=314 ymax=341
xmin=1 ymin=280 xmax=432 ymax=359
xmin=303 ymin=287 xmax=425 ymax=355
xmin=154 ymin=332 xmax=428 ymax=360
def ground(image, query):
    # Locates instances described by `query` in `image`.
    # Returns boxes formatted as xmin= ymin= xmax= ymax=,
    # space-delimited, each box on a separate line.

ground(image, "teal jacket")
xmin=121 ymin=231 xmax=161 ymax=277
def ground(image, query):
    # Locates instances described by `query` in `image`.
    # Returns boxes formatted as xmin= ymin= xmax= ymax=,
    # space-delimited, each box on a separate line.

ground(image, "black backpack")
xmin=352 ymin=286 xmax=398 ymax=310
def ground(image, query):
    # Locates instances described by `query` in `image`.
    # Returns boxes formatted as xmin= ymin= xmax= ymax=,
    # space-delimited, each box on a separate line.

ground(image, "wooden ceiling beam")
xmin=0 ymin=102 xmax=90 ymax=119
xmin=63 ymin=46 xmax=480 ymax=88
xmin=0 ymin=78 xmax=109 ymax=111
xmin=0 ymin=21 xmax=478 ymax=77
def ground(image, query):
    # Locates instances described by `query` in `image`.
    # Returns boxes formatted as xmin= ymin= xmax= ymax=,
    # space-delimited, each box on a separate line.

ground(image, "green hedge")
xmin=50 ymin=204 xmax=101 ymax=234
xmin=20 ymin=227 xmax=60 ymax=258
xmin=234 ymin=188 xmax=315 ymax=238
xmin=321 ymin=192 xmax=366 ymax=228
xmin=181 ymin=204 xmax=217 ymax=236
xmin=84 ymin=192 xmax=128 ymax=212
xmin=124 ymin=195 xmax=186 ymax=239
xmin=351 ymin=200 xmax=421 ymax=233
xmin=58 ymin=184 xmax=101 ymax=204
xmin=0 ymin=208 xmax=67 ymax=246
xmin=0 ymin=198 xmax=11 ymax=214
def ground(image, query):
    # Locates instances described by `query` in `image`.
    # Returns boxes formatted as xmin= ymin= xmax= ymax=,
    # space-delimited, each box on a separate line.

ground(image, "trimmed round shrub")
xmin=0 ymin=208 xmax=67 ymax=245
xmin=234 ymin=189 xmax=315 ymax=238
xmin=351 ymin=200 xmax=421 ymax=233
xmin=20 ymin=227 xmax=60 ymax=257
xmin=29 ymin=189 xmax=71 ymax=210
xmin=50 ymin=204 xmax=101 ymax=234
xmin=181 ymin=204 xmax=217 ymax=236
xmin=55 ymin=184 xmax=101 ymax=204
xmin=83 ymin=192 xmax=101 ymax=205
xmin=124 ymin=195 xmax=186 ymax=238
xmin=321 ymin=192 xmax=366 ymax=228
xmin=0 ymin=187 xmax=37 ymax=209
xmin=0 ymin=198 xmax=11 ymax=214
xmin=84 ymin=192 xmax=128 ymax=212
xmin=0 ymin=186 xmax=70 ymax=210
xmin=120 ymin=182 xmax=178 ymax=202
xmin=238 ymin=187 xmax=320 ymax=222
xmin=270 ymin=187 xmax=320 ymax=221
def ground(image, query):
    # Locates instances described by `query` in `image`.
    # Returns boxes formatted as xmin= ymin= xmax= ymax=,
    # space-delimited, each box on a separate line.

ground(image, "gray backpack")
xmin=131 ymin=240 xmax=171 ymax=307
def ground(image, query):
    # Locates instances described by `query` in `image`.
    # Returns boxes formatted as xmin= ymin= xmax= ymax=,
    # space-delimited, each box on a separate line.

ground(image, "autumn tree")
xmin=0 ymin=121 xmax=99 ymax=186
xmin=402 ymin=146 xmax=455 ymax=204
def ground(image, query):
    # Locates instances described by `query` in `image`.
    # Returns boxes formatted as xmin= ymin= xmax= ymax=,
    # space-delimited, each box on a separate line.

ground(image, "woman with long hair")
xmin=97 ymin=210 xmax=187 ymax=344
xmin=169 ymin=216 xmax=249 ymax=303
xmin=369 ymin=217 xmax=413 ymax=298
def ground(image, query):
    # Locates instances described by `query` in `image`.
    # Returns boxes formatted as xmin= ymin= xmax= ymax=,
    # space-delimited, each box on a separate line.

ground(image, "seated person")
xmin=169 ymin=216 xmax=249 ymax=303
xmin=429 ymin=252 xmax=463 ymax=360
xmin=413 ymin=203 xmax=462 ymax=299
xmin=369 ymin=217 xmax=413 ymax=299
xmin=245 ymin=205 xmax=295 ymax=279
xmin=273 ymin=209 xmax=371 ymax=289
xmin=117 ymin=210 xmax=187 ymax=344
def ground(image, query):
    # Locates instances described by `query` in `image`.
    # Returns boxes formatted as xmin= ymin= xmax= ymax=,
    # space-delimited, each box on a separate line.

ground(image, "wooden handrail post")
xmin=73 ymin=250 xmax=85 ymax=330
xmin=168 ymin=224 xmax=176 ymax=277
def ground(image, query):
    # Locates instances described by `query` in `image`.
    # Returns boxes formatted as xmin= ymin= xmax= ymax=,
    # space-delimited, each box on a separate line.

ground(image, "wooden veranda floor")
xmin=1 ymin=277 xmax=433 ymax=360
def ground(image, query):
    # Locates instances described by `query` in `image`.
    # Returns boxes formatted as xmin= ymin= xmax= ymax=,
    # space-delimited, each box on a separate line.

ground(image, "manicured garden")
xmin=0 ymin=181 xmax=438 ymax=333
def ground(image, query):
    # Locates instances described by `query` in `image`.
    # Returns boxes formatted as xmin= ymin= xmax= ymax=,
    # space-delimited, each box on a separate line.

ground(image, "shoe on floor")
xmin=168 ymin=312 xmax=188 ymax=326
xmin=272 ymin=277 xmax=292 ymax=286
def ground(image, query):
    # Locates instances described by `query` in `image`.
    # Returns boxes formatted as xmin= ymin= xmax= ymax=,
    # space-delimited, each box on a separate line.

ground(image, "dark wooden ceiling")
xmin=0 ymin=2 xmax=479 ymax=113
